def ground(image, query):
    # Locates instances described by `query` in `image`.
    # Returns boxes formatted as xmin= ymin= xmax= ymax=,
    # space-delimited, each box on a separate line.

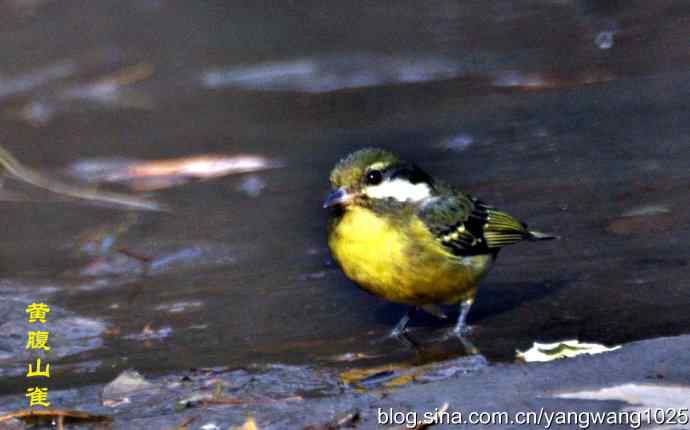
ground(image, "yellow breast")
xmin=328 ymin=206 xmax=493 ymax=305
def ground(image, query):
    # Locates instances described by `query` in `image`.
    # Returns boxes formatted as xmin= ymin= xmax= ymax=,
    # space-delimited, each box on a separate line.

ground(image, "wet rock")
xmin=243 ymin=364 xmax=343 ymax=398
xmin=0 ymin=335 xmax=687 ymax=429
xmin=51 ymin=317 xmax=107 ymax=353
xmin=103 ymin=370 xmax=155 ymax=405
xmin=557 ymin=383 xmax=690 ymax=410
xmin=0 ymin=297 xmax=107 ymax=377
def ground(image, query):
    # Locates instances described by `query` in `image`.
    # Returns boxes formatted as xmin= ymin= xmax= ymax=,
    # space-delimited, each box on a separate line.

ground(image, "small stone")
xmin=236 ymin=175 xmax=267 ymax=197
xmin=103 ymin=369 xmax=154 ymax=402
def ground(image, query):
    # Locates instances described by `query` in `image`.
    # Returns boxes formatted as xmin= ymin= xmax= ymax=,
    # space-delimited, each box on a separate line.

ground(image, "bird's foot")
xmin=437 ymin=325 xmax=480 ymax=355
xmin=388 ymin=328 xmax=419 ymax=348
xmin=452 ymin=323 xmax=475 ymax=337
xmin=370 ymin=327 xmax=414 ymax=348
xmin=438 ymin=324 xmax=475 ymax=341
xmin=379 ymin=307 xmax=419 ymax=346
xmin=389 ymin=325 xmax=406 ymax=338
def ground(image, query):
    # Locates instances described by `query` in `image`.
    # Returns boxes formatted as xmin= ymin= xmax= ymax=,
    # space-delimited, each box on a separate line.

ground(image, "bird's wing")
xmin=418 ymin=190 xmax=531 ymax=256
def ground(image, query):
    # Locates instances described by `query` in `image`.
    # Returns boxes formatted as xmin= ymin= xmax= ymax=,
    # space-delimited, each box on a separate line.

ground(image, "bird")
xmin=324 ymin=148 xmax=556 ymax=338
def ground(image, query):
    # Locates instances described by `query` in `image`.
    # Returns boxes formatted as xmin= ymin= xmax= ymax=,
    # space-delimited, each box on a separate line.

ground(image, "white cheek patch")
xmin=364 ymin=179 xmax=432 ymax=203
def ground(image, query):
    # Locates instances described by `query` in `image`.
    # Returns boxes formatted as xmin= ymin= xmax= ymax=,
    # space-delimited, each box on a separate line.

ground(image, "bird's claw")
xmin=389 ymin=328 xmax=419 ymax=348
xmin=452 ymin=324 xmax=475 ymax=337
xmin=389 ymin=327 xmax=405 ymax=338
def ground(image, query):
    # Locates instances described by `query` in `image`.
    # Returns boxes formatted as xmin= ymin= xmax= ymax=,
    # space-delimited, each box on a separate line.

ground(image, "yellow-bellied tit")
xmin=324 ymin=148 xmax=556 ymax=338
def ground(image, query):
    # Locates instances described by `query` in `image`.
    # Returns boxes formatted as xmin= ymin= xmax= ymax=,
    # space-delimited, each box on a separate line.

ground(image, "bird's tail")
xmin=527 ymin=230 xmax=559 ymax=241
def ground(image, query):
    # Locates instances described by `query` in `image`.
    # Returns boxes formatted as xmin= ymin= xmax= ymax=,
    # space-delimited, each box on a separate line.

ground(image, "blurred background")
xmin=0 ymin=0 xmax=689 ymax=395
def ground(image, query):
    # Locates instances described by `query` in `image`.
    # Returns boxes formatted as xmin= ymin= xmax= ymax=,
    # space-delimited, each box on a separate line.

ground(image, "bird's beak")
xmin=323 ymin=187 xmax=353 ymax=208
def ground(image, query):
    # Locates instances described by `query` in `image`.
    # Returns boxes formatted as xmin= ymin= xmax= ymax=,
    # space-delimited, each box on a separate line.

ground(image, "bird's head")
xmin=324 ymin=148 xmax=434 ymax=209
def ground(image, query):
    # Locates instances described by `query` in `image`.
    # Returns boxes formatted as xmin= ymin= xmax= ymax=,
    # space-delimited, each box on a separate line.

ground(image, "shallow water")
xmin=1 ymin=0 xmax=690 ymax=396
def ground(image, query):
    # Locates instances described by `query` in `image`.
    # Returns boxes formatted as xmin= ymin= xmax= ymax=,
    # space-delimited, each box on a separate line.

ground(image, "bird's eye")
xmin=366 ymin=170 xmax=383 ymax=185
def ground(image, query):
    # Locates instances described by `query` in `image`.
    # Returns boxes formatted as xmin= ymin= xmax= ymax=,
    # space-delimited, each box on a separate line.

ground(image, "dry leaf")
xmin=232 ymin=417 xmax=260 ymax=430
xmin=66 ymin=154 xmax=281 ymax=191
xmin=517 ymin=340 xmax=621 ymax=362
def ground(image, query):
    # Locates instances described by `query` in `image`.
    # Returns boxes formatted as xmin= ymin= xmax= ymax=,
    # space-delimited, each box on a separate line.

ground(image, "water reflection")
xmin=0 ymin=0 xmax=689 ymax=398
xmin=202 ymin=54 xmax=464 ymax=93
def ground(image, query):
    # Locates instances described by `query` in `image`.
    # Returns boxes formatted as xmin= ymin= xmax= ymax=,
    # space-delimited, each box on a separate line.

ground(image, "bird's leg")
xmin=390 ymin=306 xmax=418 ymax=338
xmin=456 ymin=333 xmax=480 ymax=355
xmin=452 ymin=298 xmax=474 ymax=335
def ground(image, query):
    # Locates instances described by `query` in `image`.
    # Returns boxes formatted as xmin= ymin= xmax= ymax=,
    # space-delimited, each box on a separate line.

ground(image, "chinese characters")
xmin=24 ymin=302 xmax=51 ymax=407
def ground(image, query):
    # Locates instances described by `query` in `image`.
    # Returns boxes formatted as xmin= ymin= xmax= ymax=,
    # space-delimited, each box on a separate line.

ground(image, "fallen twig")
xmin=166 ymin=414 xmax=199 ymax=430
xmin=0 ymin=408 xmax=112 ymax=427
xmin=201 ymin=395 xmax=302 ymax=407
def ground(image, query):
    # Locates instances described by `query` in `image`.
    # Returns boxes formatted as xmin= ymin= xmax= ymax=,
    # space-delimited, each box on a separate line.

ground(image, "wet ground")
xmin=0 ymin=0 xmax=689 ymax=422
xmin=0 ymin=335 xmax=688 ymax=429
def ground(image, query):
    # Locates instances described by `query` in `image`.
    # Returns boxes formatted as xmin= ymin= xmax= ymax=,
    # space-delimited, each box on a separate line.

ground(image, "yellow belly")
xmin=328 ymin=206 xmax=494 ymax=305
